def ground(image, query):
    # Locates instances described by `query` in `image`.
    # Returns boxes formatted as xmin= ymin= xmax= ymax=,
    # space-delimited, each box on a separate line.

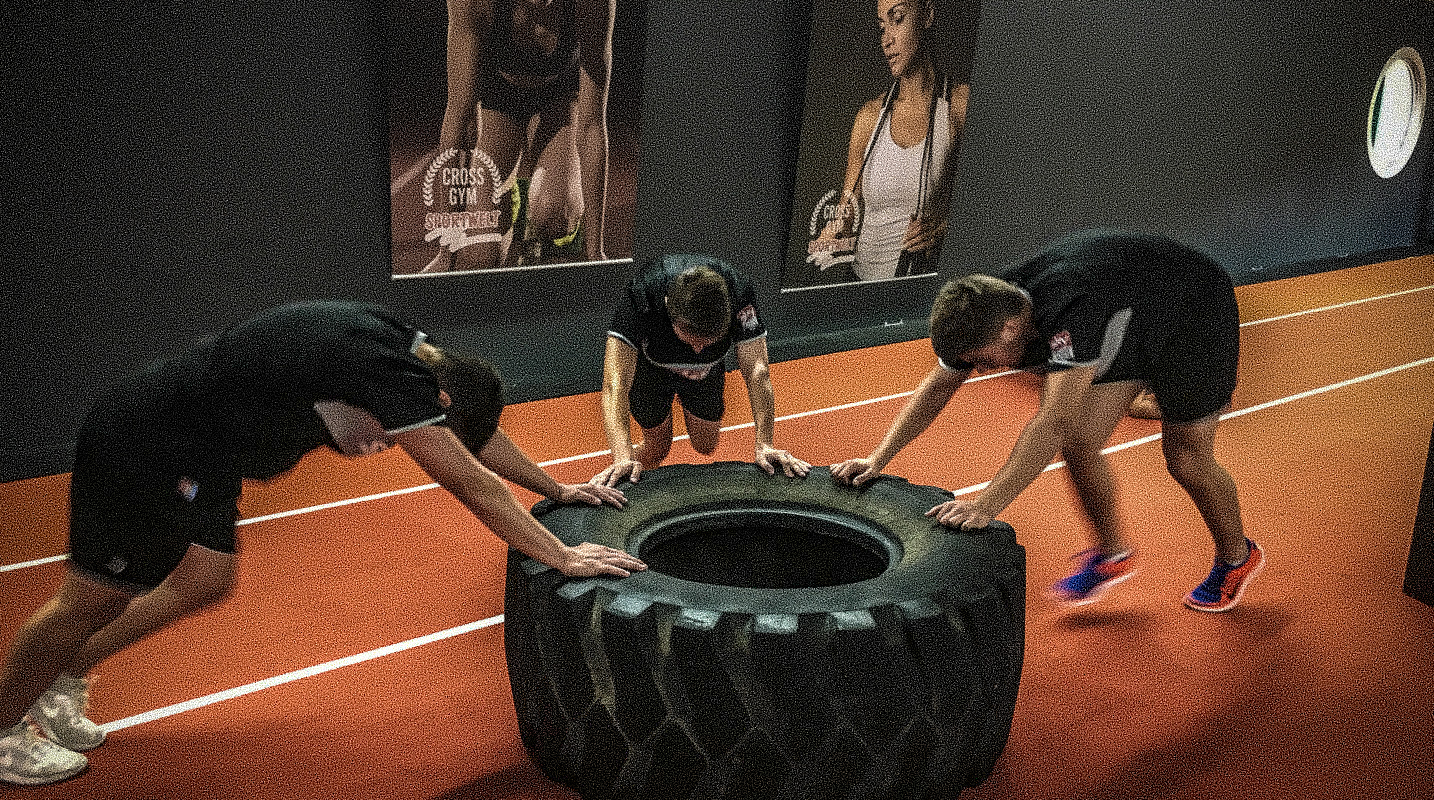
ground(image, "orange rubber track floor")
xmin=2 ymin=256 xmax=1433 ymax=799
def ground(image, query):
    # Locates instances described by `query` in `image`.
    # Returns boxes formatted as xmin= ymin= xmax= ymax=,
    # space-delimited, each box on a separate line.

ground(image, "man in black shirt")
xmin=832 ymin=230 xmax=1264 ymax=613
xmin=592 ymin=254 xmax=810 ymax=486
xmin=0 ymin=301 xmax=644 ymax=786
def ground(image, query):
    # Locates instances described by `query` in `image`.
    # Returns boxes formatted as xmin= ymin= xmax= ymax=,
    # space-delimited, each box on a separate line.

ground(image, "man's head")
xmin=665 ymin=265 xmax=731 ymax=350
xmin=929 ymin=275 xmax=1033 ymax=368
xmin=415 ymin=342 xmax=504 ymax=454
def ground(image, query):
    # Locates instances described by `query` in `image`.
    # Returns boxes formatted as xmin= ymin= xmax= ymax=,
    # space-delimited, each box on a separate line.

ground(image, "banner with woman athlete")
xmin=386 ymin=0 xmax=646 ymax=277
xmin=783 ymin=0 xmax=981 ymax=292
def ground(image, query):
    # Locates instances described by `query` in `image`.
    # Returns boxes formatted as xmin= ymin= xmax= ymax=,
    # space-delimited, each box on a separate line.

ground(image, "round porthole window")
xmin=1367 ymin=47 xmax=1427 ymax=178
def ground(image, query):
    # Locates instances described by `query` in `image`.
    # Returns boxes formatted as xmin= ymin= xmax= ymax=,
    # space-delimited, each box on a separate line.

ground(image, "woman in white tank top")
xmin=818 ymin=0 xmax=969 ymax=282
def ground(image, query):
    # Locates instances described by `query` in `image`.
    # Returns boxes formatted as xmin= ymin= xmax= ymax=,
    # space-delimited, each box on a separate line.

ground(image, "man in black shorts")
xmin=591 ymin=254 xmax=811 ymax=486
xmin=832 ymin=230 xmax=1264 ymax=612
xmin=0 ymin=301 xmax=644 ymax=787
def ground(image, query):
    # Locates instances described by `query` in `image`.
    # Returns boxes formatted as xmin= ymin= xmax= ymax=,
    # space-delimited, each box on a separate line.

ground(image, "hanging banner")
xmin=387 ymin=0 xmax=645 ymax=277
xmin=783 ymin=0 xmax=982 ymax=292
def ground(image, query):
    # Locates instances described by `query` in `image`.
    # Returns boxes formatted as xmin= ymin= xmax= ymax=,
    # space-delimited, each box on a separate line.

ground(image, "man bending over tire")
xmin=832 ymin=230 xmax=1264 ymax=613
xmin=0 ymin=300 xmax=645 ymax=787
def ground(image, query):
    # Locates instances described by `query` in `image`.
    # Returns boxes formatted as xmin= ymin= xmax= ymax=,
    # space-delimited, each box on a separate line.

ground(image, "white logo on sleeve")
xmin=738 ymin=304 xmax=759 ymax=332
xmin=1049 ymin=330 xmax=1075 ymax=362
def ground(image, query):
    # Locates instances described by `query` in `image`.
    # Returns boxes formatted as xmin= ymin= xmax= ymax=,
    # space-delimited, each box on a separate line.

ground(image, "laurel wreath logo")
xmin=422 ymin=148 xmax=459 ymax=208
xmin=808 ymin=188 xmax=861 ymax=237
xmin=422 ymin=148 xmax=507 ymax=208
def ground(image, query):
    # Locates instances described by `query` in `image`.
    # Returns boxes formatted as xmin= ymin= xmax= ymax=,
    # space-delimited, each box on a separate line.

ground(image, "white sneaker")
xmin=27 ymin=674 xmax=106 ymax=752
xmin=0 ymin=721 xmax=88 ymax=786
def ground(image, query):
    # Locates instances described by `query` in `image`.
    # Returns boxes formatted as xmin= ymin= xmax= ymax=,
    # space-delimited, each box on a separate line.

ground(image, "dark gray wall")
xmin=948 ymin=0 xmax=1434 ymax=281
xmin=2 ymin=0 xmax=1431 ymax=481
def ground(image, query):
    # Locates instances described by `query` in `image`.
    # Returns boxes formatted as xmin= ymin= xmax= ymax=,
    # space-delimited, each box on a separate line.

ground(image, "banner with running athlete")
xmin=782 ymin=0 xmax=981 ymax=292
xmin=386 ymin=0 xmax=646 ymax=277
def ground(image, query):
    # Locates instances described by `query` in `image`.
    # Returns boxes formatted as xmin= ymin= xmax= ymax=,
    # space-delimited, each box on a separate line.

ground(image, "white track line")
xmin=235 ymin=482 xmax=440 ymax=527
xmin=948 ymin=354 xmax=1434 ymax=497
xmin=3 ymin=283 xmax=1431 ymax=575
xmin=0 ymin=554 xmax=68 ymax=573
xmin=101 ymin=615 xmax=506 ymax=733
xmin=1238 ymin=284 xmax=1433 ymax=328
xmin=74 ymin=351 xmax=1434 ymax=732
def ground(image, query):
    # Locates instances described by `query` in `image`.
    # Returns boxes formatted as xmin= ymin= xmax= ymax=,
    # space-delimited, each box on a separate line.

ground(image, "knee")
xmin=1163 ymin=446 xmax=1217 ymax=489
xmin=166 ymin=556 xmax=237 ymax=612
xmin=691 ymin=433 xmax=719 ymax=456
xmin=47 ymin=583 xmax=131 ymax=635
xmin=1060 ymin=437 xmax=1106 ymax=470
xmin=686 ymin=419 xmax=721 ymax=455
xmin=638 ymin=425 xmax=673 ymax=463
xmin=190 ymin=571 xmax=236 ymax=610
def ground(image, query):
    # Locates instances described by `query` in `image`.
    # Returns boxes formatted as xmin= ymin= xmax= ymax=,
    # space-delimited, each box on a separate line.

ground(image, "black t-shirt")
xmin=942 ymin=230 xmax=1230 ymax=383
xmin=608 ymin=254 xmax=767 ymax=380
xmin=106 ymin=301 xmax=447 ymax=481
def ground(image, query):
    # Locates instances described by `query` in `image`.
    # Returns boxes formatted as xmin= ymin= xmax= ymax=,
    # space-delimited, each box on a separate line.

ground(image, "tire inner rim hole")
xmin=637 ymin=511 xmax=891 ymax=589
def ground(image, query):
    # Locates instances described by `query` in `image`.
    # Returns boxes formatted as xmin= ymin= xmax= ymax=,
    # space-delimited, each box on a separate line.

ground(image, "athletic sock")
xmin=1223 ymin=545 xmax=1251 ymax=568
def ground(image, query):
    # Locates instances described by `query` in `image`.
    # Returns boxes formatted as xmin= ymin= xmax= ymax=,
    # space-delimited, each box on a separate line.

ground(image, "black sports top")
xmin=608 ymin=254 xmax=767 ymax=380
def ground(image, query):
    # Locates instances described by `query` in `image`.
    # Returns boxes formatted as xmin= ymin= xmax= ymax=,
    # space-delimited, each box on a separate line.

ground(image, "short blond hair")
xmin=928 ymin=275 xmax=1027 ymax=364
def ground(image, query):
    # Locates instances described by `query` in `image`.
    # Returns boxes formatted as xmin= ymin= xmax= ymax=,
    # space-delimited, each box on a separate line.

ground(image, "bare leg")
xmin=66 ymin=545 xmax=236 ymax=676
xmin=1162 ymin=414 xmax=1248 ymax=564
xmin=526 ymin=113 xmax=583 ymax=248
xmin=1062 ymin=381 xmax=1143 ymax=557
xmin=0 ymin=574 xmax=130 ymax=725
xmin=682 ymin=408 xmax=721 ymax=456
xmin=633 ymin=416 xmax=674 ymax=469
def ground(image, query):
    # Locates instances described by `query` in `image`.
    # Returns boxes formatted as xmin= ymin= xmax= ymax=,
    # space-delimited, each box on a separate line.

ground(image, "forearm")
xmin=977 ymin=413 xmax=1063 ymax=515
xmin=573 ymin=0 xmax=611 ymax=260
xmin=438 ymin=11 xmax=484 ymax=154
xmin=398 ymin=426 xmax=572 ymax=569
xmin=600 ymin=384 xmax=636 ymax=460
xmin=576 ymin=87 xmax=609 ymax=260
xmin=453 ymin=478 xmax=571 ymax=567
xmin=478 ymin=430 xmax=563 ymax=500
xmin=869 ymin=369 xmax=963 ymax=467
xmin=869 ymin=404 xmax=938 ymax=467
xmin=744 ymin=366 xmax=777 ymax=448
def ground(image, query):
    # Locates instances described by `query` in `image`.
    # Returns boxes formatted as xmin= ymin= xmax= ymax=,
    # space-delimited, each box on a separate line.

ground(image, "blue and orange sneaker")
xmin=1052 ymin=549 xmax=1137 ymax=606
xmin=1183 ymin=539 xmax=1265 ymax=612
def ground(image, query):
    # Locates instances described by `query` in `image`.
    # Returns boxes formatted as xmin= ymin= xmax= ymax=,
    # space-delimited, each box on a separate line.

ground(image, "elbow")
xmin=744 ymin=361 xmax=771 ymax=388
xmin=601 ymin=376 xmax=627 ymax=407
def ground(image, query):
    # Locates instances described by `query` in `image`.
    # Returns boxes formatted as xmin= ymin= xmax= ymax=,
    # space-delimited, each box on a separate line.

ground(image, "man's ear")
xmin=998 ymin=315 xmax=1025 ymax=344
xmin=438 ymin=390 xmax=453 ymax=408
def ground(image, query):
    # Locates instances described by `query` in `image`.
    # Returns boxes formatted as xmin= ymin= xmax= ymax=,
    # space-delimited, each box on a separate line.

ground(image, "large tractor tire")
xmin=503 ymin=462 xmax=1025 ymax=800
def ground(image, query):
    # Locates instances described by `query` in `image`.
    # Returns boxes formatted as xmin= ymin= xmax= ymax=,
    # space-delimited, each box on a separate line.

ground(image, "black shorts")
xmin=66 ymin=380 xmax=241 ymax=593
xmin=1141 ymin=270 xmax=1240 ymax=424
xmin=628 ymin=359 xmax=726 ymax=430
xmin=479 ymin=67 xmax=579 ymax=121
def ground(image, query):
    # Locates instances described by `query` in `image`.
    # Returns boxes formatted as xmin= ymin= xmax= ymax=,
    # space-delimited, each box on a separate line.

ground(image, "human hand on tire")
xmin=556 ymin=482 xmax=628 ymax=508
xmin=830 ymin=457 xmax=884 ymax=486
xmin=591 ymin=459 xmax=643 ymax=487
xmin=755 ymin=445 xmax=811 ymax=478
xmin=558 ymin=542 xmax=648 ymax=578
xmin=926 ymin=497 xmax=994 ymax=530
